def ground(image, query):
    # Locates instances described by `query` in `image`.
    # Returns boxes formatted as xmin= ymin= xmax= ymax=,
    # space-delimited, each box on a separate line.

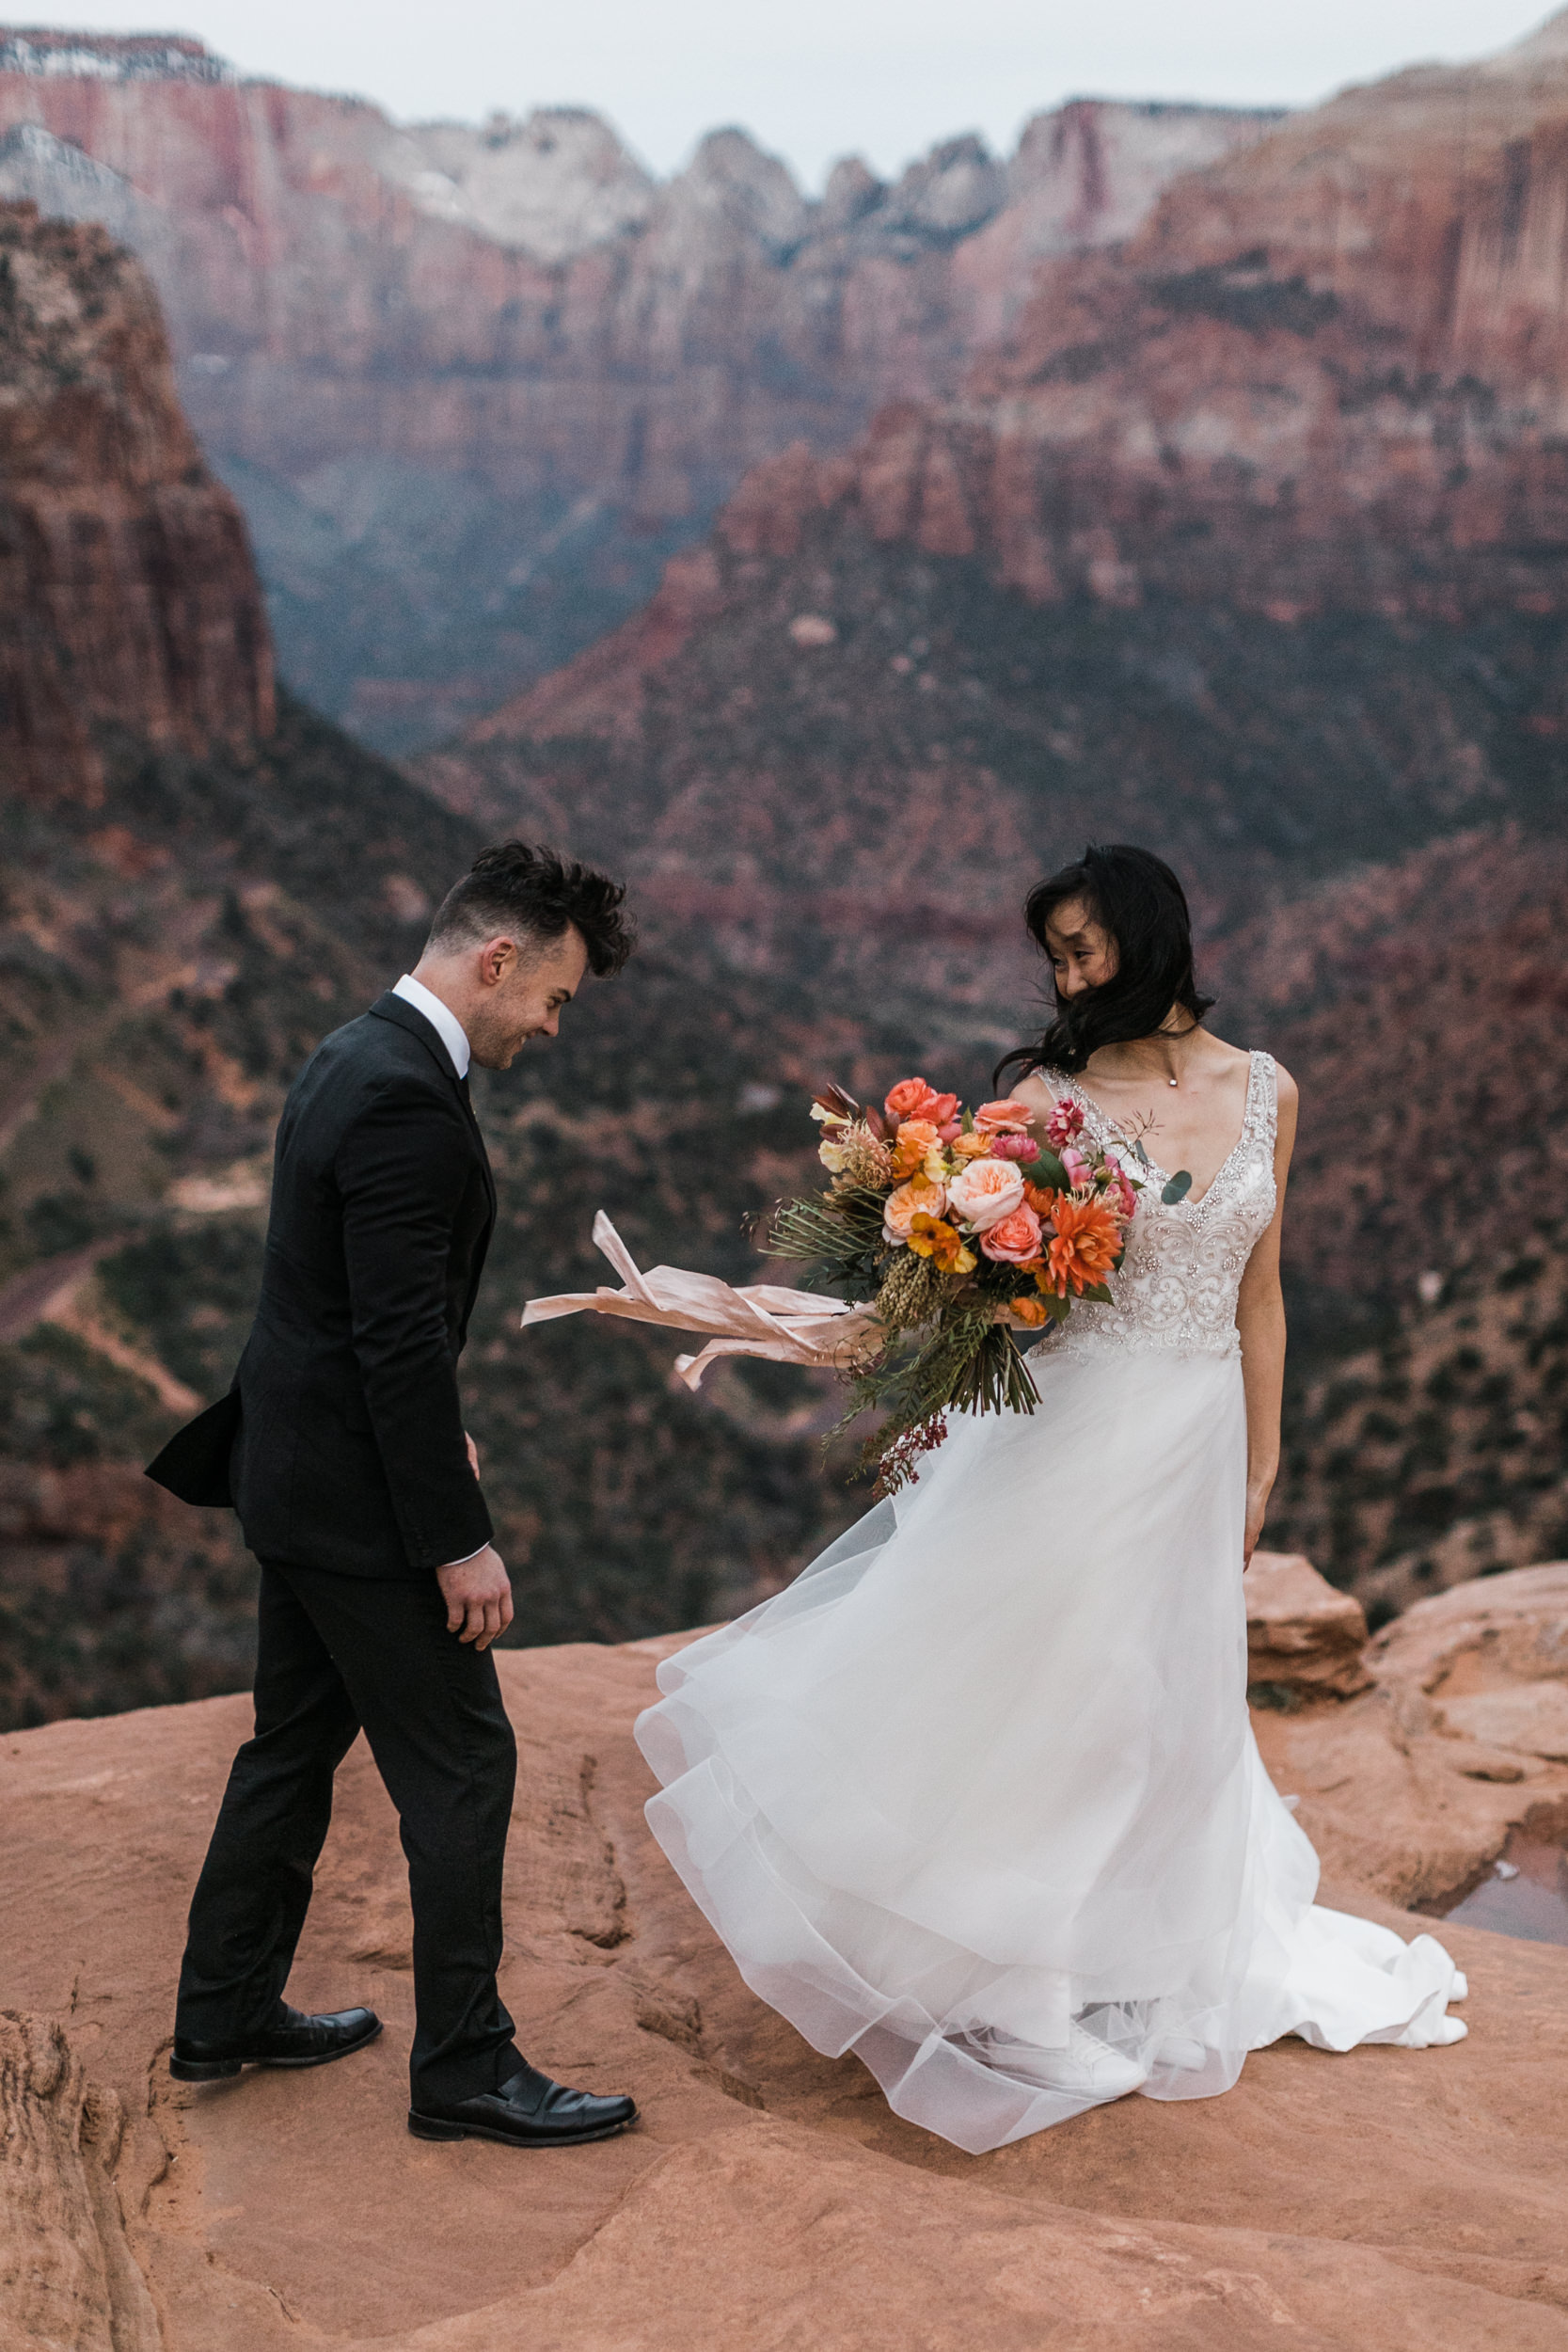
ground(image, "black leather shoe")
xmin=170 ymin=2003 xmax=382 ymax=2082
xmin=408 ymin=2060 xmax=637 ymax=2148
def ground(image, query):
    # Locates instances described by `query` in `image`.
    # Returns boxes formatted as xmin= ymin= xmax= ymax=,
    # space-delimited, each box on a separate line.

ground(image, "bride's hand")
xmin=1243 ymin=1484 xmax=1270 ymax=1567
xmin=437 ymin=1546 xmax=514 ymax=1648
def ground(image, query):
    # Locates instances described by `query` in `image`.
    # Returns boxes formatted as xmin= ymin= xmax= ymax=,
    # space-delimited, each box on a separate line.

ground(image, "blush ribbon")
xmin=520 ymin=1212 xmax=881 ymax=1389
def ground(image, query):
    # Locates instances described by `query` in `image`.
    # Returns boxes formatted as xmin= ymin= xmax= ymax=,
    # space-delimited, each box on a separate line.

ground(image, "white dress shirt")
xmin=392 ymin=970 xmax=471 ymax=1079
xmin=388 ymin=973 xmax=485 ymax=1569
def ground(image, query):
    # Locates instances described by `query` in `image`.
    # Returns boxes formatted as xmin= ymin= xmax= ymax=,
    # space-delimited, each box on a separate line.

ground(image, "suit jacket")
xmin=147 ymin=992 xmax=497 ymax=1578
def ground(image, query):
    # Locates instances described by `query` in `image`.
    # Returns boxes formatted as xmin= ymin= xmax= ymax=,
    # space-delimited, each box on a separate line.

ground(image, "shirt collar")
xmin=391 ymin=973 xmax=471 ymax=1081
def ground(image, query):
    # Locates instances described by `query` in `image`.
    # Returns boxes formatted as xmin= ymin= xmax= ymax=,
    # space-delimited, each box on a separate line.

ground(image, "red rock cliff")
xmin=483 ymin=3 xmax=1568 ymax=750
xmin=0 ymin=199 xmax=273 ymax=801
xmin=0 ymin=30 xmax=1278 ymax=742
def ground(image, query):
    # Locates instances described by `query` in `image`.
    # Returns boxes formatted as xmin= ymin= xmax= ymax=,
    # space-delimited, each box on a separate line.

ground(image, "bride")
xmin=634 ymin=842 xmax=1467 ymax=2154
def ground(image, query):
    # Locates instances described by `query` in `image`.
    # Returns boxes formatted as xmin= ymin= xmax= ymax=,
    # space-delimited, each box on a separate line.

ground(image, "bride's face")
xmin=1043 ymin=899 xmax=1119 ymax=999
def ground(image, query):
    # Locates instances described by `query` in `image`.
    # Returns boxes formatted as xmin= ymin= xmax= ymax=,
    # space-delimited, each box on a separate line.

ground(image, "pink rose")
xmin=974 ymin=1099 xmax=1033 ymax=1134
xmin=946 ymin=1157 xmax=1025 ymax=1232
xmin=937 ymin=1118 xmax=963 ymax=1143
xmin=882 ymin=1172 xmax=947 ymax=1241
xmin=1060 ymin=1145 xmax=1093 ymax=1190
xmin=1044 ymin=1098 xmax=1085 ymax=1150
xmin=980 ymin=1203 xmax=1043 ymax=1263
xmin=988 ymin=1132 xmax=1037 ymax=1161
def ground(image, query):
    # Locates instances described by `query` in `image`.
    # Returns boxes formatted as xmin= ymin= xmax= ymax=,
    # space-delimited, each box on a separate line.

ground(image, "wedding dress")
xmin=634 ymin=1052 xmax=1467 ymax=2153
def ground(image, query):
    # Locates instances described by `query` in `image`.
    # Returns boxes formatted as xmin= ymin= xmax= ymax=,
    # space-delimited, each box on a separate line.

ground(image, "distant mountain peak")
xmin=0 ymin=28 xmax=232 ymax=83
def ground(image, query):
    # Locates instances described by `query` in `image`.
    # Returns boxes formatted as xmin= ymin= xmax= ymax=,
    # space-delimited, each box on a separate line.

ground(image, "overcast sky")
xmin=22 ymin=0 xmax=1560 ymax=185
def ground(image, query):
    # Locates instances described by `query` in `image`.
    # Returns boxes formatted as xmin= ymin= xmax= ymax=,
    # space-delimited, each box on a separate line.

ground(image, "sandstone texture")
xmin=1 ymin=1563 xmax=1565 ymax=2349
xmin=0 ymin=29 xmax=1278 ymax=742
xmin=1244 ymin=1549 xmax=1371 ymax=1697
xmin=0 ymin=199 xmax=272 ymax=802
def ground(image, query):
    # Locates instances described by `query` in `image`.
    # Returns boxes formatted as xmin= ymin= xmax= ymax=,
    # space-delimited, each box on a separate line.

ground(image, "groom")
xmin=148 ymin=839 xmax=638 ymax=2148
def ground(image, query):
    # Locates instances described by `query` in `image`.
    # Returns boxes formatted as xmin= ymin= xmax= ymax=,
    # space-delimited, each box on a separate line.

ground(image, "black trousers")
xmin=175 ymin=1559 xmax=518 ymax=2105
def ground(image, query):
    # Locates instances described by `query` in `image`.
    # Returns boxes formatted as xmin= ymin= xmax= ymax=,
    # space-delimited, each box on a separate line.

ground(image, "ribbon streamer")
xmin=520 ymin=1212 xmax=882 ymax=1390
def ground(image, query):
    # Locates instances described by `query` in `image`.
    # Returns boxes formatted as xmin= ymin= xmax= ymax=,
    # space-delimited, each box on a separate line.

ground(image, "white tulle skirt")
xmin=635 ymin=1342 xmax=1466 ymax=2154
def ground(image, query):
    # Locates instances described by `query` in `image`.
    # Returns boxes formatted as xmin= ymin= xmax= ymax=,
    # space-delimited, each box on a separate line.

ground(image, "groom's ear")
xmin=477 ymin=935 xmax=519 ymax=987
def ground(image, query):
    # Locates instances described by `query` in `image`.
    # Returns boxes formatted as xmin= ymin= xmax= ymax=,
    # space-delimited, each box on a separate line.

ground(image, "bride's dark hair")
xmin=994 ymin=842 xmax=1215 ymax=1085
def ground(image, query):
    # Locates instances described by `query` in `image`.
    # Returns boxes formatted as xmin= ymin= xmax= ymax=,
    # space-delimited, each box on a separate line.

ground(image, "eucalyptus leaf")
xmin=1161 ymin=1168 xmax=1194 ymax=1206
xmin=1031 ymin=1148 xmax=1069 ymax=1192
xmin=1131 ymin=1138 xmax=1150 ymax=1168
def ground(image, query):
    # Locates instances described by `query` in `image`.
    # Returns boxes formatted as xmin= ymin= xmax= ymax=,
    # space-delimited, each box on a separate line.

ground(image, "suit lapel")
xmin=369 ymin=993 xmax=496 ymax=1215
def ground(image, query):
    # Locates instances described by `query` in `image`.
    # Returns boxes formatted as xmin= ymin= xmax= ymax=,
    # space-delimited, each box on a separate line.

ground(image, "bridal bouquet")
xmin=762 ymin=1077 xmax=1142 ymax=1490
xmin=520 ymin=1073 xmax=1153 ymax=1497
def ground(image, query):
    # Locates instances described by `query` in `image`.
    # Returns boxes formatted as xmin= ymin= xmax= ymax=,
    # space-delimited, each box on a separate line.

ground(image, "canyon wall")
xmin=0 ymin=28 xmax=1279 ymax=745
xmin=426 ymin=17 xmax=1568 ymax=1606
xmin=0 ymin=199 xmax=272 ymax=802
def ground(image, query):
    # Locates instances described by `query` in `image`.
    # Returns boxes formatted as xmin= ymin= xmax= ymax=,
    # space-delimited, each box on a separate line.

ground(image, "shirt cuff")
xmin=438 ymin=1543 xmax=489 ymax=1569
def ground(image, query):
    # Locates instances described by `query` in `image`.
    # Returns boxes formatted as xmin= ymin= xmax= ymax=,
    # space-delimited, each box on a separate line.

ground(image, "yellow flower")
xmin=906 ymin=1213 xmax=976 ymax=1275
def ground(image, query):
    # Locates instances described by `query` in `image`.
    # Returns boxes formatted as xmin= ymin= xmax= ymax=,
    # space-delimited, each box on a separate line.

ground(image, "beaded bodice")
xmin=1039 ymin=1052 xmax=1278 ymax=1361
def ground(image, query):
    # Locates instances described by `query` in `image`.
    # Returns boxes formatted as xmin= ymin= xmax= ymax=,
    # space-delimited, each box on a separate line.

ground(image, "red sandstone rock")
xmin=1244 ymin=1549 xmax=1373 ymax=1696
xmin=0 ymin=200 xmax=273 ymax=802
xmin=2 ymin=1572 xmax=1565 ymax=2347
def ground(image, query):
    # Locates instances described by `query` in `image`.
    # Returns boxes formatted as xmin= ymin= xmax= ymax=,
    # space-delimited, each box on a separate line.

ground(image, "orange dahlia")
xmin=1036 ymin=1194 xmax=1123 ymax=1298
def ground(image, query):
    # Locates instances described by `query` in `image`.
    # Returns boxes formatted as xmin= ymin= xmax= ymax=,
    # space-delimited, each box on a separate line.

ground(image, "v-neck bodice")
xmin=1039 ymin=1052 xmax=1278 ymax=1360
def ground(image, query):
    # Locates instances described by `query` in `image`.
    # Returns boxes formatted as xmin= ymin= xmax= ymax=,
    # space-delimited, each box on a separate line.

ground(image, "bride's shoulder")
xmin=1009 ymin=1068 xmax=1059 ymax=1120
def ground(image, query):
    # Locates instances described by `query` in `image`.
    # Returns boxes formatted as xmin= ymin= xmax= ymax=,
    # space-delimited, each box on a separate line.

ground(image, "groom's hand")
xmin=437 ymin=1547 xmax=514 ymax=1649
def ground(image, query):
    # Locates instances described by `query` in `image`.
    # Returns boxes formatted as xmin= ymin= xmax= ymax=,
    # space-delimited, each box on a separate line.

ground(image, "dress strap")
xmin=1246 ymin=1052 xmax=1278 ymax=1150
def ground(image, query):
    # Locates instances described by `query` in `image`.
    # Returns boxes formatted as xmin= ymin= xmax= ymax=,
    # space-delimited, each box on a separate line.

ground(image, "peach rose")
xmin=980 ymin=1203 xmax=1043 ymax=1263
xmin=946 ymin=1157 xmax=1025 ymax=1232
xmin=883 ymin=1171 xmax=947 ymax=1241
xmin=949 ymin=1129 xmax=995 ymax=1161
xmin=1006 ymin=1295 xmax=1050 ymax=1327
xmin=973 ymin=1099 xmax=1033 ymax=1134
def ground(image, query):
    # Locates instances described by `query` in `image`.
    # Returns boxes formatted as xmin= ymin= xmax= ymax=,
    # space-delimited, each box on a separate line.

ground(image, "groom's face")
xmin=468 ymin=927 xmax=590 ymax=1069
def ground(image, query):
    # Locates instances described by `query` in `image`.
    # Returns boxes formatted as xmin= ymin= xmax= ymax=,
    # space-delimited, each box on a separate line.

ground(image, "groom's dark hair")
xmin=426 ymin=839 xmax=635 ymax=976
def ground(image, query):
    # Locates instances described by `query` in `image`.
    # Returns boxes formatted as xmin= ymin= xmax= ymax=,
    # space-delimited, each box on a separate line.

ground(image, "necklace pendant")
xmin=1168 ymin=1077 xmax=1178 ymax=1088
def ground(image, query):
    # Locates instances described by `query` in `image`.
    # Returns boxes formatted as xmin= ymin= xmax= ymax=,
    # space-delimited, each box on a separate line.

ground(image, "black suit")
xmin=158 ymin=993 xmax=521 ymax=2104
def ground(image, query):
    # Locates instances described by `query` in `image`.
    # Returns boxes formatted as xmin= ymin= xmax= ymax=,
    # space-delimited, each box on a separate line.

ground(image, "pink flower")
xmin=1044 ymin=1098 xmax=1085 ymax=1150
xmin=885 ymin=1078 xmax=958 ymax=1128
xmin=988 ymin=1132 xmax=1037 ymax=1162
xmin=1106 ymin=1166 xmax=1138 ymax=1219
xmin=946 ymin=1157 xmax=1025 ymax=1232
xmin=980 ymin=1203 xmax=1043 ymax=1263
xmin=1060 ymin=1145 xmax=1093 ymax=1190
xmin=937 ymin=1118 xmax=963 ymax=1144
xmin=974 ymin=1099 xmax=1033 ymax=1134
